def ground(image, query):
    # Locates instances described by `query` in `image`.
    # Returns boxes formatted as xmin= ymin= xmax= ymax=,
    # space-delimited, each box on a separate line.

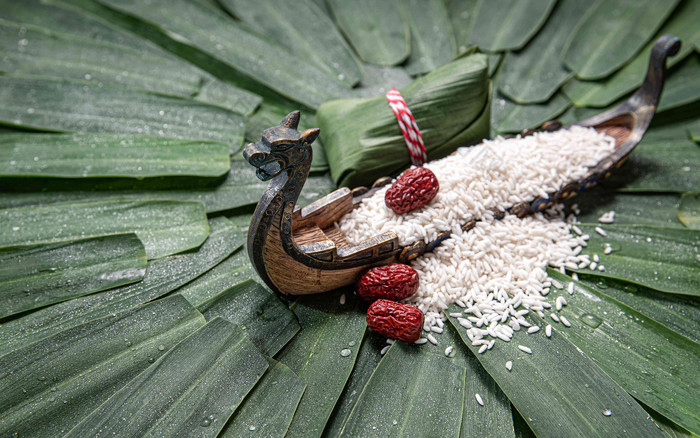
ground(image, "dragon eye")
xmin=274 ymin=142 xmax=294 ymax=151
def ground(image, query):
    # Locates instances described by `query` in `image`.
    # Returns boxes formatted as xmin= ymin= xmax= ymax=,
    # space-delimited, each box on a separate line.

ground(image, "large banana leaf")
xmin=492 ymin=89 xmax=570 ymax=134
xmin=446 ymin=307 xmax=666 ymax=438
xmin=547 ymin=270 xmax=700 ymax=435
xmin=403 ymin=322 xmax=517 ymax=438
xmin=0 ymin=199 xmax=208 ymax=259
xmin=196 ymin=279 xmax=300 ymax=356
xmin=0 ymin=234 xmax=146 ymax=318
xmin=562 ymin=0 xmax=700 ymax=108
xmin=601 ymin=139 xmax=700 ymax=192
xmin=0 ymin=0 xmax=152 ymax=50
xmin=575 ymin=274 xmax=700 ymax=346
xmin=92 ymin=0 xmax=354 ymax=109
xmin=326 ymin=0 xmax=409 ymax=67
xmin=323 ymin=329 xmax=387 ymax=437
xmin=339 ymin=342 xmax=466 ymax=437
xmin=498 ymin=0 xmax=594 ymax=104
xmin=569 ymin=191 xmax=683 ymax=227
xmin=444 ymin=0 xmax=478 ymax=54
xmin=0 ymin=76 xmax=246 ymax=153
xmin=398 ymin=0 xmax=456 ymax=76
xmin=220 ymin=358 xmax=306 ymax=437
xmin=0 ymin=19 xmax=200 ymax=94
xmin=679 ymin=192 xmax=700 ymax=229
xmin=0 ymin=133 xmax=230 ymax=178
xmin=658 ymin=55 xmax=700 ymax=112
xmin=0 ymin=295 xmax=205 ymax=437
xmin=562 ymin=0 xmax=680 ymax=80
xmin=0 ymin=217 xmax=240 ymax=356
xmin=64 ymin=318 xmax=268 ymax=437
xmin=470 ymin=0 xmax=556 ymax=52
xmin=0 ymin=161 xmax=336 ymax=213
xmin=572 ymin=223 xmax=700 ymax=296
xmin=217 ymin=0 xmax=361 ymax=87
xmin=276 ymin=290 xmax=367 ymax=437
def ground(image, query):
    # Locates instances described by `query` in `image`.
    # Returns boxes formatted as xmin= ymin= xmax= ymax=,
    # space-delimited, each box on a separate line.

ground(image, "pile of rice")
xmin=338 ymin=126 xmax=616 ymax=349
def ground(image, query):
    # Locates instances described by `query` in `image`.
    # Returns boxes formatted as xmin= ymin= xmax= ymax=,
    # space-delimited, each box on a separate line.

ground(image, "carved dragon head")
xmin=243 ymin=111 xmax=320 ymax=181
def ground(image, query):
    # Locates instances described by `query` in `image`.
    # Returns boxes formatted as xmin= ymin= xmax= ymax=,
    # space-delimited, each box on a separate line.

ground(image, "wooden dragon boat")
xmin=243 ymin=35 xmax=680 ymax=296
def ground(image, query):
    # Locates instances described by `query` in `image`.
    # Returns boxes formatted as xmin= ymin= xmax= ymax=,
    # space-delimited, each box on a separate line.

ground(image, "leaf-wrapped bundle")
xmin=317 ymin=53 xmax=490 ymax=187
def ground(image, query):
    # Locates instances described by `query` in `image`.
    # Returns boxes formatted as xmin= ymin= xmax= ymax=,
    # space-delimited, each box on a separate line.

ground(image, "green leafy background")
xmin=0 ymin=0 xmax=698 ymax=437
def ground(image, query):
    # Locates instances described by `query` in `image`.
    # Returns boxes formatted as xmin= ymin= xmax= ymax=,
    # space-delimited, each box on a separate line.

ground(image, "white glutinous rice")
xmin=518 ymin=345 xmax=533 ymax=354
xmin=339 ymin=293 xmax=346 ymax=305
xmin=336 ymin=127 xmax=615 ymax=347
xmin=506 ymin=360 xmax=513 ymax=371
xmin=340 ymin=126 xmax=615 ymax=247
xmin=598 ymin=211 xmax=615 ymax=224
xmin=560 ymin=316 xmax=572 ymax=327
xmin=545 ymin=324 xmax=552 ymax=337
xmin=445 ymin=346 xmax=454 ymax=356
xmin=380 ymin=345 xmax=390 ymax=356
xmin=527 ymin=326 xmax=540 ymax=334
xmin=414 ymin=338 xmax=428 ymax=345
xmin=475 ymin=393 xmax=484 ymax=406
xmin=594 ymin=226 xmax=608 ymax=237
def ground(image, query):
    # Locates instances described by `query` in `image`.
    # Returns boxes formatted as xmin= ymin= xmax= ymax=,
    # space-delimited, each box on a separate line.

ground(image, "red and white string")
xmin=385 ymin=88 xmax=427 ymax=166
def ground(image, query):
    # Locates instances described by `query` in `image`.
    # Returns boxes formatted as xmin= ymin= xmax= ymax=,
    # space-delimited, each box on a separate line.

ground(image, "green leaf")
xmin=568 ymin=191 xmax=684 ymax=228
xmin=0 ymin=199 xmax=209 ymax=259
xmin=492 ymin=90 xmax=570 ymax=134
xmin=498 ymin=0 xmax=595 ymax=104
xmin=94 ymin=0 xmax=354 ymax=109
xmin=546 ymin=270 xmax=700 ymax=435
xmin=0 ymin=234 xmax=146 ymax=319
xmin=445 ymin=0 xmax=478 ymax=54
xmin=602 ymin=140 xmax=700 ymax=192
xmin=196 ymin=279 xmax=300 ymax=356
xmin=326 ymin=0 xmax=409 ymax=67
xmin=0 ymin=76 xmax=246 ymax=153
xmin=0 ymin=20 xmax=193 ymax=98
xmin=220 ymin=358 xmax=306 ymax=438
xmin=0 ymin=133 xmax=230 ymax=178
xmin=276 ymin=289 xmax=367 ymax=437
xmin=679 ymin=192 xmax=700 ymax=229
xmin=404 ymin=322 xmax=516 ymax=438
xmin=323 ymin=329 xmax=387 ymax=437
xmin=0 ymin=216 xmax=241 ymax=355
xmin=0 ymin=162 xmax=337 ymax=214
xmin=487 ymin=52 xmax=502 ymax=77
xmin=562 ymin=0 xmax=700 ymax=107
xmin=175 ymin=256 xmax=253 ymax=307
xmin=572 ymin=224 xmax=700 ymax=296
xmin=562 ymin=0 xmax=680 ymax=80
xmin=217 ymin=0 xmax=361 ymax=87
xmin=470 ymin=0 xmax=556 ymax=52
xmin=575 ymin=274 xmax=700 ymax=345
xmin=0 ymin=295 xmax=205 ymax=437
xmin=659 ymin=55 xmax=700 ymax=112
xmin=65 ymin=317 xmax=269 ymax=437
xmin=446 ymin=307 xmax=666 ymax=438
xmin=0 ymin=0 xmax=153 ymax=50
xmin=399 ymin=0 xmax=456 ymax=76
xmin=353 ymin=63 xmax=412 ymax=98
xmin=339 ymin=342 xmax=466 ymax=437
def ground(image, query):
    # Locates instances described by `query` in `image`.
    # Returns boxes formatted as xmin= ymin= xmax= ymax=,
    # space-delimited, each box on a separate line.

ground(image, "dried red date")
xmin=366 ymin=299 xmax=424 ymax=342
xmin=357 ymin=263 xmax=419 ymax=302
xmin=384 ymin=167 xmax=439 ymax=214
